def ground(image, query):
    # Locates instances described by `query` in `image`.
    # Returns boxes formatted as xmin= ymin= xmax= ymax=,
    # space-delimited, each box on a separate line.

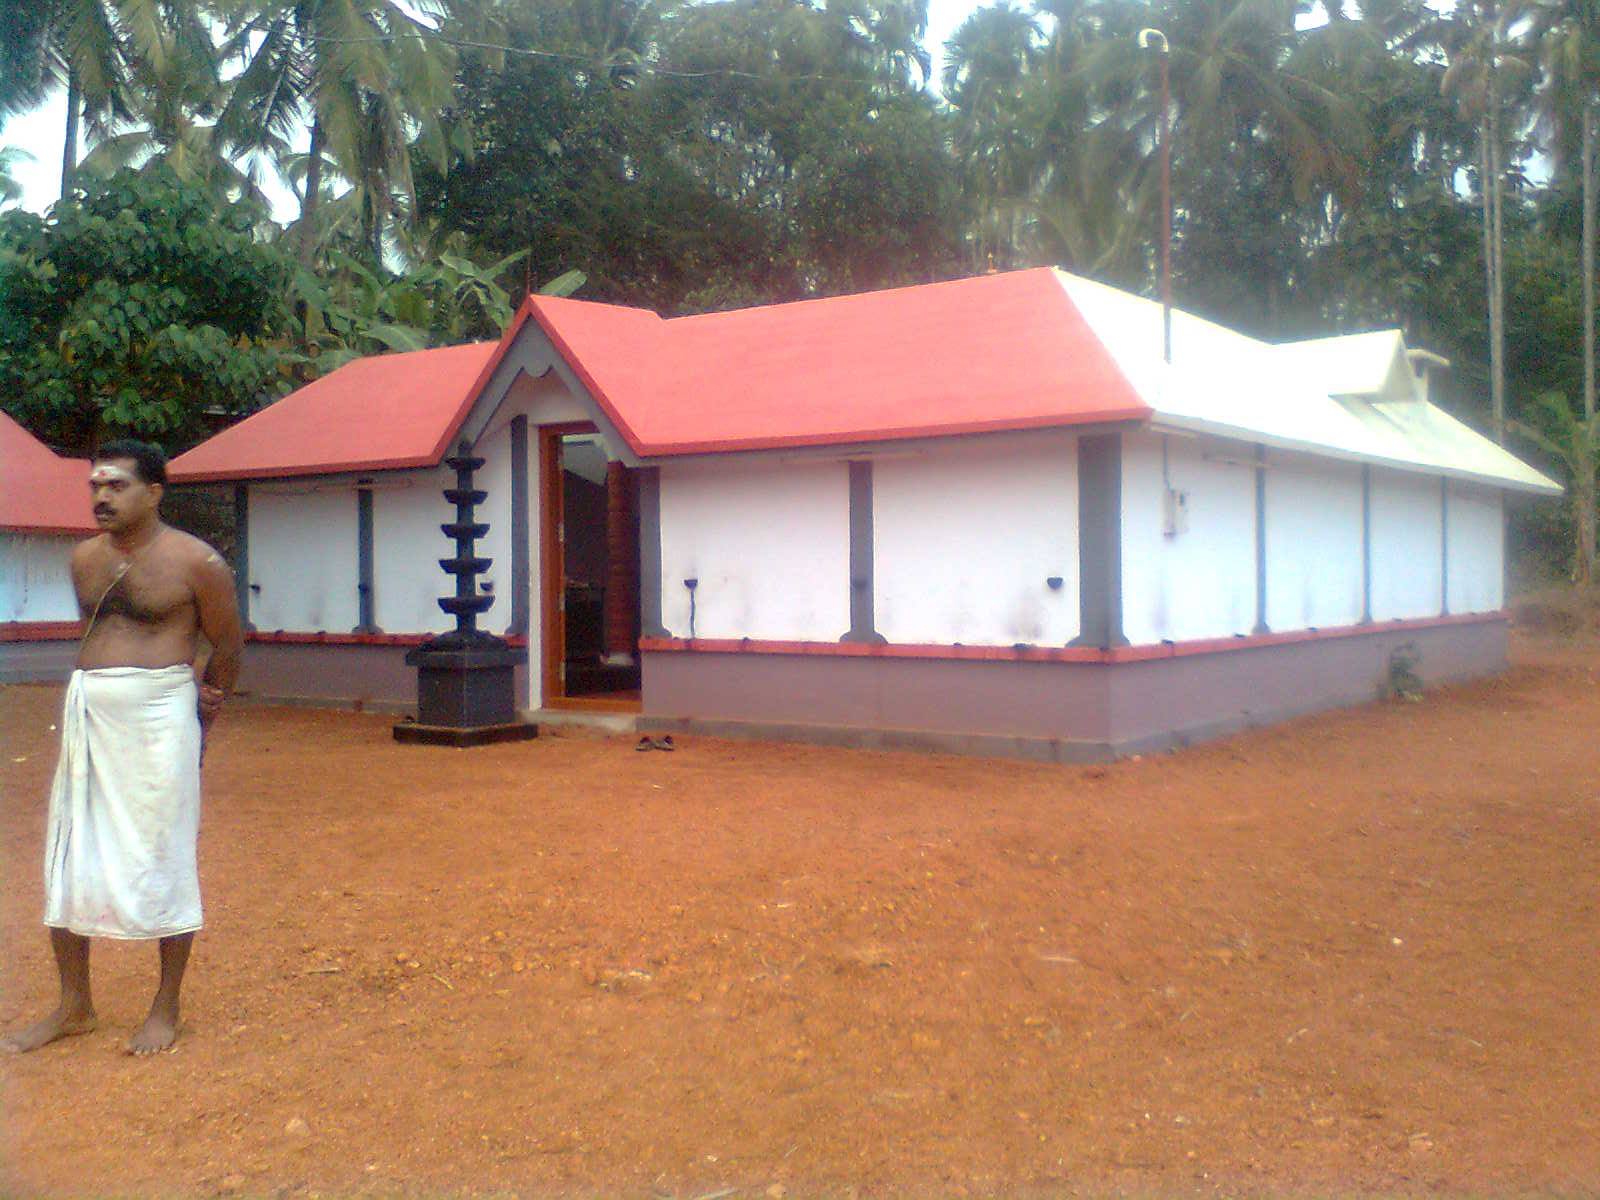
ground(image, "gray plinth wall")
xmin=638 ymin=617 xmax=1508 ymax=762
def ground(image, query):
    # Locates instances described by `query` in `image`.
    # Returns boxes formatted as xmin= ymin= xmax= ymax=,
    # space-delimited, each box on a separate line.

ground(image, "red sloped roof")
xmin=169 ymin=268 xmax=1150 ymax=481
xmin=527 ymin=267 xmax=1150 ymax=456
xmin=0 ymin=411 xmax=96 ymax=534
xmin=169 ymin=341 xmax=499 ymax=482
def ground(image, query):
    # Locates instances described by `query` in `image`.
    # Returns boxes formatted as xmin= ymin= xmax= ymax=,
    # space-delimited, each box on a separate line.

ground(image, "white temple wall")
xmin=1121 ymin=432 xmax=1257 ymax=644
xmin=472 ymin=420 xmax=516 ymax=636
xmin=1445 ymin=482 xmax=1505 ymax=614
xmin=1263 ymin=452 xmax=1365 ymax=632
xmin=872 ymin=435 xmax=1079 ymax=646
xmin=659 ymin=459 xmax=850 ymax=641
xmin=1370 ymin=468 xmax=1444 ymax=621
xmin=0 ymin=532 xmax=80 ymax=623
xmin=248 ymin=486 xmax=360 ymax=632
xmin=371 ymin=466 xmax=456 ymax=636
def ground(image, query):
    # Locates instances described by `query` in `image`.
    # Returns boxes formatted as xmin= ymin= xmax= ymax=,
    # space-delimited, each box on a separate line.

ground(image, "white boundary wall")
xmin=659 ymin=459 xmax=850 ymax=641
xmin=1264 ymin=451 xmax=1365 ymax=631
xmin=248 ymin=486 xmax=360 ymax=631
xmin=367 ymin=415 xmax=526 ymax=636
xmin=0 ymin=533 xmax=80 ymax=622
xmin=873 ymin=436 xmax=1079 ymax=646
xmin=1122 ymin=433 xmax=1257 ymax=644
xmin=372 ymin=465 xmax=456 ymax=636
xmin=1445 ymin=482 xmax=1504 ymax=614
xmin=1370 ymin=468 xmax=1444 ymax=621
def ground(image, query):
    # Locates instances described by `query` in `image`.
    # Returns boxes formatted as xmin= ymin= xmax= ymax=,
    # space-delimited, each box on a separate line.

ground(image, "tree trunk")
xmin=298 ymin=117 xmax=326 ymax=267
xmin=1480 ymin=124 xmax=1498 ymax=433
xmin=1488 ymin=58 xmax=1506 ymax=445
xmin=1583 ymin=101 xmax=1598 ymax=587
xmin=368 ymin=193 xmax=384 ymax=268
xmin=1585 ymin=99 xmax=1596 ymax=425
xmin=1480 ymin=116 xmax=1505 ymax=445
xmin=60 ymin=64 xmax=80 ymax=198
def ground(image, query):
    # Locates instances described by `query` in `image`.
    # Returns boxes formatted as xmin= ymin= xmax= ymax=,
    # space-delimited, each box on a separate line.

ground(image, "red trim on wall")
xmin=637 ymin=611 xmax=1510 ymax=665
xmin=0 ymin=625 xmax=534 ymax=648
xmin=4 ymin=522 xmax=97 ymax=536
xmin=0 ymin=620 xmax=82 ymax=642
xmin=246 ymin=630 xmax=529 ymax=649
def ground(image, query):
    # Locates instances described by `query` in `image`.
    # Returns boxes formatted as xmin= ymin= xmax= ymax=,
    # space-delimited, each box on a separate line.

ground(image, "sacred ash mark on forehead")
xmin=89 ymin=463 xmax=139 ymax=486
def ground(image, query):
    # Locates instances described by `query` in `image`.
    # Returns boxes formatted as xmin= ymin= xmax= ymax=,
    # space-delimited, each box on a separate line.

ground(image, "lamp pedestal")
xmin=394 ymin=444 xmax=538 ymax=747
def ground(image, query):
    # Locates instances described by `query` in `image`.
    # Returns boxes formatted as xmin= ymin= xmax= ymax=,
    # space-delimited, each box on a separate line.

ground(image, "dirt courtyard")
xmin=2 ymin=634 xmax=1597 ymax=1199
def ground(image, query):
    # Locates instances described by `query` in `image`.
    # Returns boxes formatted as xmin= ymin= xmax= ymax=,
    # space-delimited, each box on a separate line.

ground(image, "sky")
xmin=0 ymin=0 xmax=990 ymax=223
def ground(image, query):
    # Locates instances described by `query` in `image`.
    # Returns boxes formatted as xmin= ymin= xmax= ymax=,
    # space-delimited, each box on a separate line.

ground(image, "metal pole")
xmin=1138 ymin=28 xmax=1173 ymax=364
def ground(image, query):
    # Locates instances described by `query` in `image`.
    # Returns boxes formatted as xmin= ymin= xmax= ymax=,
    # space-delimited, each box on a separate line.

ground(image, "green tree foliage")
xmin=0 ymin=147 xmax=32 ymax=207
xmin=414 ymin=0 xmax=967 ymax=311
xmin=288 ymin=243 xmax=581 ymax=371
xmin=0 ymin=165 xmax=297 ymax=453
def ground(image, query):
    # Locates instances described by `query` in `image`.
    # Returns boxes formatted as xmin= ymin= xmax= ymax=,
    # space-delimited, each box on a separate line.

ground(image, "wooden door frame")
xmin=538 ymin=423 xmax=642 ymax=713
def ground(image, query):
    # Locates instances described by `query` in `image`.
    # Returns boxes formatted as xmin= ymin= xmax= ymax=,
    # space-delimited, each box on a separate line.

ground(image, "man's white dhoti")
xmin=42 ymin=664 xmax=203 ymax=939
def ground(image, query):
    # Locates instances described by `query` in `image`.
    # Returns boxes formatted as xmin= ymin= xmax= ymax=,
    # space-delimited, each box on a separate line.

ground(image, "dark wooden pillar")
xmin=602 ymin=460 xmax=638 ymax=662
xmin=354 ymin=486 xmax=378 ymax=633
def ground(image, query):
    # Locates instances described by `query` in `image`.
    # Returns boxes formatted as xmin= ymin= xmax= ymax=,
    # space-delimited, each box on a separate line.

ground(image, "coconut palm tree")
xmin=0 ymin=0 xmax=149 ymax=195
xmin=942 ymin=2 xmax=1044 ymax=269
xmin=1532 ymin=0 xmax=1600 ymax=431
xmin=211 ymin=0 xmax=460 ymax=264
xmin=70 ymin=10 xmax=275 ymax=206
xmin=1439 ymin=0 xmax=1540 ymax=442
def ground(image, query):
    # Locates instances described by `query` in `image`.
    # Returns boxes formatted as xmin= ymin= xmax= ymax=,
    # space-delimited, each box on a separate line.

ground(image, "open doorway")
xmin=539 ymin=424 xmax=642 ymax=709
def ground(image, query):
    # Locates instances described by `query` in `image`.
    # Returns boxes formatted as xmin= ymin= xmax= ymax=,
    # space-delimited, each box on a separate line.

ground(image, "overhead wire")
xmin=300 ymin=28 xmax=930 ymax=88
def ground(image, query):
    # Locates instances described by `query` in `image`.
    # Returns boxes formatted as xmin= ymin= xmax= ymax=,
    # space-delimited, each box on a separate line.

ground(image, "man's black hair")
xmin=95 ymin=439 xmax=168 ymax=487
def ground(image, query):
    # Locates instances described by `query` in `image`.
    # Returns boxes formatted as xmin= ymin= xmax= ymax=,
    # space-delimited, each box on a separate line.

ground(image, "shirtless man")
xmin=3 ymin=439 xmax=242 ymax=1056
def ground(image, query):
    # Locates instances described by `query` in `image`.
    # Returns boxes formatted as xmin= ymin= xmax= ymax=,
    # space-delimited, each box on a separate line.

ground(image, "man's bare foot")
xmin=127 ymin=1008 xmax=181 ymax=1055
xmin=2 ymin=1006 xmax=98 ymax=1054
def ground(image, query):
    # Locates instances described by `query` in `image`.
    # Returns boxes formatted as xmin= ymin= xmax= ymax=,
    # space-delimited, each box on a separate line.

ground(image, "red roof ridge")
xmin=663 ymin=266 xmax=1063 ymax=327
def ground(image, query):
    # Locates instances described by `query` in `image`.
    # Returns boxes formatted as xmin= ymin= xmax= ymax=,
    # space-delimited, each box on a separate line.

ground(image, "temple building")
xmin=47 ymin=267 xmax=1561 ymax=759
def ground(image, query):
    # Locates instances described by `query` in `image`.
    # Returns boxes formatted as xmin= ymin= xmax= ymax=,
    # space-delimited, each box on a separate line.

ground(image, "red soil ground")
xmin=2 ymin=633 xmax=1597 ymax=1199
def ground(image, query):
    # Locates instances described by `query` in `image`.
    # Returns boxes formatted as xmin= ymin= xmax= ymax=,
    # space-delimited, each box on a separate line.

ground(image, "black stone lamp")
xmin=393 ymin=442 xmax=538 ymax=746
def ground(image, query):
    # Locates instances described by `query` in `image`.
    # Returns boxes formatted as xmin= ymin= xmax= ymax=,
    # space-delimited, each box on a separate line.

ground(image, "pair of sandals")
xmin=635 ymin=735 xmax=676 ymax=752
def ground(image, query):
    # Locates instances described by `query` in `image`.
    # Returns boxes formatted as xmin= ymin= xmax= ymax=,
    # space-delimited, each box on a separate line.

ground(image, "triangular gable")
xmin=446 ymin=303 xmax=643 ymax=464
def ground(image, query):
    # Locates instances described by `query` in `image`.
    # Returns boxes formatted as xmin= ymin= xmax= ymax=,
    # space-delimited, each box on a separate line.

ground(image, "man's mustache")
xmin=94 ymin=506 xmax=113 ymax=516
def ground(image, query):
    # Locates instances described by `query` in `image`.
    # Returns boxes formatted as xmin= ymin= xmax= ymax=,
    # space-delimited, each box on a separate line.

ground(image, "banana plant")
xmin=1510 ymin=389 xmax=1600 ymax=583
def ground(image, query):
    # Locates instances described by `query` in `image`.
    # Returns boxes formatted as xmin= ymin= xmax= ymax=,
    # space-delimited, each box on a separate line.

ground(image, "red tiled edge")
xmin=0 ymin=620 xmax=82 ymax=642
xmin=245 ymin=630 xmax=529 ymax=649
xmin=637 ymin=612 xmax=1509 ymax=665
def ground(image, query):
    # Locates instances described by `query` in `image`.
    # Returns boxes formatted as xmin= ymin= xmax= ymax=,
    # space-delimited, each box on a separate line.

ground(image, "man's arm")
xmin=190 ymin=546 xmax=244 ymax=727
